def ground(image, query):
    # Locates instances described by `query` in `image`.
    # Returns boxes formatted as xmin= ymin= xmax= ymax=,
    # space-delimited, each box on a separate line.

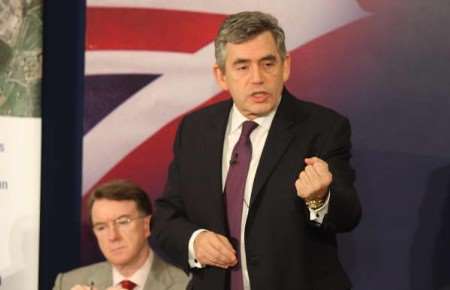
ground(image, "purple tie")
xmin=225 ymin=120 xmax=258 ymax=290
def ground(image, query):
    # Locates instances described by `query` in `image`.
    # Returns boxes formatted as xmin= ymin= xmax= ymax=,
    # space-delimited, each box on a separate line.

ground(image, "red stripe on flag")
xmin=82 ymin=91 xmax=230 ymax=201
xmin=86 ymin=7 xmax=226 ymax=53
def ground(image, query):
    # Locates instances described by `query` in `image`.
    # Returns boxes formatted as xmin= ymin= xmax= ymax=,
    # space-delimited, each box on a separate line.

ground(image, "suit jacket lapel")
xmin=204 ymin=100 xmax=232 ymax=194
xmin=143 ymin=254 xmax=175 ymax=290
xmin=200 ymin=100 xmax=233 ymax=233
xmin=249 ymin=91 xmax=308 ymax=206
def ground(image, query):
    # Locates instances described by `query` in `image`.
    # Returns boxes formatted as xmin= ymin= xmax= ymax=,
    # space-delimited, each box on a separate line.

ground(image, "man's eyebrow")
xmin=260 ymin=54 xmax=277 ymax=62
xmin=232 ymin=54 xmax=278 ymax=65
xmin=232 ymin=58 xmax=250 ymax=66
xmin=93 ymin=214 xmax=130 ymax=225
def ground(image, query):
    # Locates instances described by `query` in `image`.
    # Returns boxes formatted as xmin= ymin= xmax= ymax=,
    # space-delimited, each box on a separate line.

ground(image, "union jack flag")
xmin=81 ymin=0 xmax=368 ymax=262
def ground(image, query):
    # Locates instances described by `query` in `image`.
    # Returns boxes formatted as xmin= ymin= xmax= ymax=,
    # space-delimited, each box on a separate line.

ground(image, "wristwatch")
xmin=305 ymin=198 xmax=325 ymax=210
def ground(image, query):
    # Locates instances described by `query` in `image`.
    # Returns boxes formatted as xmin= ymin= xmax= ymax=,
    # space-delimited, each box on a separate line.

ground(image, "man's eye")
xmin=237 ymin=65 xmax=248 ymax=70
xmin=94 ymin=224 xmax=106 ymax=231
xmin=116 ymin=218 xmax=131 ymax=225
xmin=264 ymin=61 xmax=275 ymax=67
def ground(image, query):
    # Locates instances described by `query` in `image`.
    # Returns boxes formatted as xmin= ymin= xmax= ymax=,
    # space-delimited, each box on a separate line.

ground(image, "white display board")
xmin=0 ymin=0 xmax=42 ymax=288
xmin=0 ymin=117 xmax=41 ymax=290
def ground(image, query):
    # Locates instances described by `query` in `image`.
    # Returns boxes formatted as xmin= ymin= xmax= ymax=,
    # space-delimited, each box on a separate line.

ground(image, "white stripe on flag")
xmin=83 ymin=44 xmax=220 ymax=193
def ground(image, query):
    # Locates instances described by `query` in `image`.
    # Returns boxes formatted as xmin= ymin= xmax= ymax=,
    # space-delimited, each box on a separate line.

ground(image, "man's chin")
xmin=107 ymin=256 xmax=131 ymax=267
xmin=250 ymin=104 xmax=276 ymax=117
xmin=106 ymin=249 xmax=130 ymax=262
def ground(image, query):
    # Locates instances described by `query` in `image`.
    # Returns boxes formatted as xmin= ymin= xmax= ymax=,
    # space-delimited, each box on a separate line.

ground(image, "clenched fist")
xmin=295 ymin=157 xmax=332 ymax=201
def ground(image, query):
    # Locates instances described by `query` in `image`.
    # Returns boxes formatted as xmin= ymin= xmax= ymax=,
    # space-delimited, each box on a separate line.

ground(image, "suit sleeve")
xmin=320 ymin=116 xmax=362 ymax=233
xmin=151 ymin=117 xmax=201 ymax=272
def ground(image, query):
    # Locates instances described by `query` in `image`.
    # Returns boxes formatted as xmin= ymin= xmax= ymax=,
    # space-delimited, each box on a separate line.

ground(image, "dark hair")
xmin=214 ymin=11 xmax=287 ymax=71
xmin=87 ymin=179 xmax=152 ymax=224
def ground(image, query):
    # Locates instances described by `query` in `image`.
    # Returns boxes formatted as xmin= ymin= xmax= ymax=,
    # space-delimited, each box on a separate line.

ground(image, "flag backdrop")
xmin=82 ymin=1 xmax=450 ymax=290
xmin=0 ymin=0 xmax=43 ymax=289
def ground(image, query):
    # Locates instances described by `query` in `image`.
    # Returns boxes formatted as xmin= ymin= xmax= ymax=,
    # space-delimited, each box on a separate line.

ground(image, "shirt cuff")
xmin=308 ymin=191 xmax=330 ymax=224
xmin=188 ymin=229 xmax=207 ymax=268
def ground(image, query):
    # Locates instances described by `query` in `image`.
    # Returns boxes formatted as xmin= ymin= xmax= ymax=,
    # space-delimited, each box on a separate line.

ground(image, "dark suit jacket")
xmin=52 ymin=253 xmax=189 ymax=290
xmin=151 ymin=90 xmax=361 ymax=290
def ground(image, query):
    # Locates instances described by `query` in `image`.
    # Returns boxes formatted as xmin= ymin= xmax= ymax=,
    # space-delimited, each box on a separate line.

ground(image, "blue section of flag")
xmin=84 ymin=74 xmax=160 ymax=133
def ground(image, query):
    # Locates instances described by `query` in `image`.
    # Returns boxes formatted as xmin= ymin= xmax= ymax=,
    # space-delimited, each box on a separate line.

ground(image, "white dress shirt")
xmin=188 ymin=104 xmax=329 ymax=290
xmin=112 ymin=250 xmax=152 ymax=290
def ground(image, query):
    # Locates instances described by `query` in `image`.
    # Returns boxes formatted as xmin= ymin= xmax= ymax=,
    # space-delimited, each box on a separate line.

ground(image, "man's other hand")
xmin=194 ymin=231 xmax=238 ymax=269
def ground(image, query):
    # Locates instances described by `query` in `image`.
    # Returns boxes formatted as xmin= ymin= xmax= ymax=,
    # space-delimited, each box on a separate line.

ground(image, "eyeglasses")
xmin=92 ymin=215 xmax=146 ymax=235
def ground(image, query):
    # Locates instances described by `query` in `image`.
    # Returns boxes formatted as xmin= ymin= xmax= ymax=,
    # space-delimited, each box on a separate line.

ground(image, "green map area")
xmin=0 ymin=0 xmax=42 ymax=117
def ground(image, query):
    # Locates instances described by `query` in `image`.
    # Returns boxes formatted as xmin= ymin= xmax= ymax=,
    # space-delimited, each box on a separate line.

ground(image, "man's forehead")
xmin=92 ymin=199 xmax=138 ymax=219
xmin=225 ymin=33 xmax=280 ymax=61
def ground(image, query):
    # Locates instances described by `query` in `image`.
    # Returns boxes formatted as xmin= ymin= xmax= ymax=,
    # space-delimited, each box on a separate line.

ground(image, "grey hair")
xmin=214 ymin=11 xmax=287 ymax=71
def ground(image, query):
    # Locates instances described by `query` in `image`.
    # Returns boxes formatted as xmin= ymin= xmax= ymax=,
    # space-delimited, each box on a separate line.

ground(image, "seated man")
xmin=53 ymin=180 xmax=189 ymax=290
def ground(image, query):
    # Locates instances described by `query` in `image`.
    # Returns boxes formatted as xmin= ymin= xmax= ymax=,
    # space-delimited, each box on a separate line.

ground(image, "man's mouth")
xmin=250 ymin=91 xmax=270 ymax=102
xmin=110 ymin=246 xmax=125 ymax=253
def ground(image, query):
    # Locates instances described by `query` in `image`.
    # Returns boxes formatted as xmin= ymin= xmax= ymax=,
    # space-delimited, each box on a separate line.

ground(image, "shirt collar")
xmin=112 ymin=250 xmax=152 ymax=289
xmin=228 ymin=100 xmax=279 ymax=135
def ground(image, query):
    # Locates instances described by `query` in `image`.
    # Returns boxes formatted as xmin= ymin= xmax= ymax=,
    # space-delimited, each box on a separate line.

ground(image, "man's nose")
xmin=106 ymin=223 xmax=120 ymax=240
xmin=250 ymin=65 xmax=264 ymax=84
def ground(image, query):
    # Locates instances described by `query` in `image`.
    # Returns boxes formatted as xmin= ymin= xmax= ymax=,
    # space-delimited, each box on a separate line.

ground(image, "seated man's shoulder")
xmin=154 ymin=256 xmax=190 ymax=289
xmin=53 ymin=261 xmax=110 ymax=290
xmin=165 ymin=261 xmax=188 ymax=282
xmin=63 ymin=261 xmax=110 ymax=278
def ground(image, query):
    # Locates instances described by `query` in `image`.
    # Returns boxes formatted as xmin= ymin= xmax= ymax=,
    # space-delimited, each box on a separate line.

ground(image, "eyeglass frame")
xmin=92 ymin=215 xmax=149 ymax=235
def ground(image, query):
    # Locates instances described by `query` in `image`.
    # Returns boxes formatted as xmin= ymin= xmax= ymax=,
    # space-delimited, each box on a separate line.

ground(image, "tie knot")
xmin=240 ymin=121 xmax=258 ymax=139
xmin=120 ymin=280 xmax=137 ymax=290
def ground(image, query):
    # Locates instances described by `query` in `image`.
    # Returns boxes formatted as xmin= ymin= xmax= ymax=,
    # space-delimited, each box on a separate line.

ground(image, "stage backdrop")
xmin=82 ymin=1 xmax=450 ymax=290
xmin=0 ymin=0 xmax=43 ymax=289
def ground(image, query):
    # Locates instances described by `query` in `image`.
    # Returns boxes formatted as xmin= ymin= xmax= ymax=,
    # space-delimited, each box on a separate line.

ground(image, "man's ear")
xmin=213 ymin=64 xmax=228 ymax=91
xmin=144 ymin=215 xmax=151 ymax=238
xmin=283 ymin=54 xmax=291 ymax=82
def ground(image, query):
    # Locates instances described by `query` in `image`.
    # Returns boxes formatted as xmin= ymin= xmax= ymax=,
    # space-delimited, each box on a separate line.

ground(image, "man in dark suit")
xmin=151 ymin=11 xmax=361 ymax=290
